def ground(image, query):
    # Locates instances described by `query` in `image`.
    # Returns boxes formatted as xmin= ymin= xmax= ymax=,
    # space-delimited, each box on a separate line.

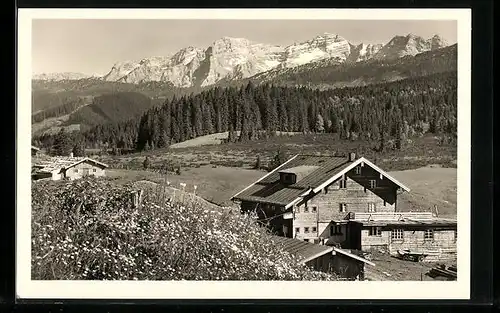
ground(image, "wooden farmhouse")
xmin=271 ymin=235 xmax=375 ymax=280
xmin=32 ymin=157 xmax=108 ymax=181
xmin=232 ymin=153 xmax=457 ymax=262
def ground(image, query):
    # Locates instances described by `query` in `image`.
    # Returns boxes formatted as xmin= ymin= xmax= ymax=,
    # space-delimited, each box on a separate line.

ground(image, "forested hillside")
xmin=34 ymin=71 xmax=457 ymax=154
xmin=32 ymin=78 xmax=201 ymax=107
xmin=64 ymin=92 xmax=156 ymax=128
xmin=252 ymin=44 xmax=457 ymax=88
xmin=32 ymin=97 xmax=88 ymax=123
xmin=32 ymin=90 xmax=81 ymax=113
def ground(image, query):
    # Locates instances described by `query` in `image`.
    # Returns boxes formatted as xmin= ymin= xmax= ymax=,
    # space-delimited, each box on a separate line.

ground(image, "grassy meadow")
xmin=96 ymin=132 xmax=457 ymax=216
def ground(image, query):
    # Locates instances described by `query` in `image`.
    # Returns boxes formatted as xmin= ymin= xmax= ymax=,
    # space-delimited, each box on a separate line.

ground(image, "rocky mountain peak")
xmin=38 ymin=32 xmax=451 ymax=87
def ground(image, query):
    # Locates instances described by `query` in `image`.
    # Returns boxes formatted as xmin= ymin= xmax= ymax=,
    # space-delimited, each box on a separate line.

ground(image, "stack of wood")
xmin=427 ymin=264 xmax=457 ymax=280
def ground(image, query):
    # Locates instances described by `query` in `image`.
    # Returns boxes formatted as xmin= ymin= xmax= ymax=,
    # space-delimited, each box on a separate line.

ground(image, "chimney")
xmin=348 ymin=152 xmax=356 ymax=162
xmin=69 ymin=152 xmax=74 ymax=157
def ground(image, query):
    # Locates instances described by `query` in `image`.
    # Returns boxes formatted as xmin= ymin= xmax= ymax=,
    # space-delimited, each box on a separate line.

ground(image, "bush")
xmin=31 ymin=178 xmax=334 ymax=281
xmin=143 ymin=156 xmax=151 ymax=170
xmin=253 ymin=155 xmax=261 ymax=170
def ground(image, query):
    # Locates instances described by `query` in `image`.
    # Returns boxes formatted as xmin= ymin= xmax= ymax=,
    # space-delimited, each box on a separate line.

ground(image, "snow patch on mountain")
xmin=33 ymin=72 xmax=96 ymax=81
xmin=280 ymin=33 xmax=351 ymax=68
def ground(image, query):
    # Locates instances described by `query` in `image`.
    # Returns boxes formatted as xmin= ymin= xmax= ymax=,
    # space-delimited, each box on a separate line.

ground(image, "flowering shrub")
xmin=32 ymin=177 xmax=335 ymax=280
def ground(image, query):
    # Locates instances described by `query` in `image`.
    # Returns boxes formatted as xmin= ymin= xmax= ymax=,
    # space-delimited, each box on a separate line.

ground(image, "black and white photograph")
xmin=17 ymin=9 xmax=471 ymax=299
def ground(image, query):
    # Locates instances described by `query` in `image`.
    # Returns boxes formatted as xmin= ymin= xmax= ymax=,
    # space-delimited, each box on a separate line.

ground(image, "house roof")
xmin=33 ymin=157 xmax=108 ymax=173
xmin=231 ymin=154 xmax=410 ymax=208
xmin=270 ymin=236 xmax=334 ymax=264
xmin=333 ymin=247 xmax=376 ymax=266
xmin=278 ymin=165 xmax=320 ymax=182
xmin=270 ymin=236 xmax=375 ymax=266
xmin=31 ymin=146 xmax=40 ymax=151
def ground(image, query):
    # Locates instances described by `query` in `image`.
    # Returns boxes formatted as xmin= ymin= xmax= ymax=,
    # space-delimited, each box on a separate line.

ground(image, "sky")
xmin=32 ymin=19 xmax=457 ymax=75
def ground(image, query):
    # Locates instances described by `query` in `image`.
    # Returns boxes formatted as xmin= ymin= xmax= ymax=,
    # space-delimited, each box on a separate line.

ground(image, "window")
xmin=93 ymin=168 xmax=97 ymax=173
xmin=295 ymin=227 xmax=300 ymax=234
xmin=391 ymin=229 xmax=404 ymax=241
xmin=369 ymin=180 xmax=377 ymax=189
xmin=312 ymin=206 xmax=317 ymax=213
xmin=368 ymin=226 xmax=382 ymax=236
xmin=335 ymin=225 xmax=342 ymax=234
xmin=330 ymin=224 xmax=342 ymax=235
xmin=368 ymin=203 xmax=376 ymax=212
xmin=281 ymin=173 xmax=296 ymax=185
xmin=339 ymin=203 xmax=347 ymax=213
xmin=304 ymin=239 xmax=310 ymax=242
xmin=74 ymin=169 xmax=79 ymax=173
xmin=304 ymin=206 xmax=309 ymax=213
xmin=340 ymin=179 xmax=347 ymax=188
xmin=312 ymin=227 xmax=317 ymax=232
xmin=324 ymin=187 xmax=329 ymax=194
xmin=424 ymin=229 xmax=434 ymax=241
xmin=304 ymin=227 xmax=310 ymax=233
xmin=355 ymin=166 xmax=361 ymax=175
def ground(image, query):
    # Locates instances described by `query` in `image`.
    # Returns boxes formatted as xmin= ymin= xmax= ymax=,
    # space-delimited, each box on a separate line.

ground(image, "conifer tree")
xmin=52 ymin=130 xmax=73 ymax=156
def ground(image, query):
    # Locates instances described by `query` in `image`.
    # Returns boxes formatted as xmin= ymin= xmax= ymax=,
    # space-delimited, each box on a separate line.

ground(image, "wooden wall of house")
xmin=346 ymin=223 xmax=363 ymax=249
xmin=293 ymin=208 xmax=321 ymax=242
xmin=240 ymin=201 xmax=289 ymax=237
xmin=387 ymin=228 xmax=457 ymax=262
xmin=330 ymin=253 xmax=365 ymax=280
xmin=305 ymin=253 xmax=365 ymax=280
xmin=291 ymin=167 xmax=398 ymax=243
xmin=305 ymin=253 xmax=333 ymax=273
xmin=295 ymin=171 xmax=397 ymax=223
xmin=65 ymin=162 xmax=106 ymax=180
xmin=360 ymin=226 xmax=457 ymax=262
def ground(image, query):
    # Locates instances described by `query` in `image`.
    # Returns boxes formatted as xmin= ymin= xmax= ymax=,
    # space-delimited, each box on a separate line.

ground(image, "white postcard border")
xmin=17 ymin=8 xmax=471 ymax=300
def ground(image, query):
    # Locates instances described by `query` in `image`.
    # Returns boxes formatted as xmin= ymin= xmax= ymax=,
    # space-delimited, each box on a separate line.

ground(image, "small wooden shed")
xmin=271 ymin=235 xmax=375 ymax=280
xmin=32 ymin=157 xmax=108 ymax=181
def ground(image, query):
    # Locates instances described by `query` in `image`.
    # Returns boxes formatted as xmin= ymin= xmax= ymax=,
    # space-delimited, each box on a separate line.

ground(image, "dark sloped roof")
xmin=270 ymin=236 xmax=333 ymax=264
xmin=233 ymin=155 xmax=352 ymax=205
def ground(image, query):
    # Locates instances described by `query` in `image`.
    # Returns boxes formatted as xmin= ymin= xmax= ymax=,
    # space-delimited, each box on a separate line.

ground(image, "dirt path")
xmin=364 ymin=251 xmax=453 ymax=281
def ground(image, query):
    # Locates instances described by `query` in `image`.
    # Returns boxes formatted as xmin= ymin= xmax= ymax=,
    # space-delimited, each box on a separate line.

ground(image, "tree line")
xmin=33 ymin=71 xmax=457 ymax=156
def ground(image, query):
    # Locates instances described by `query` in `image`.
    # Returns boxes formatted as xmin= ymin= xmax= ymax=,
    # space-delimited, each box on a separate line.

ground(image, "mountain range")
xmin=33 ymin=33 xmax=451 ymax=88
